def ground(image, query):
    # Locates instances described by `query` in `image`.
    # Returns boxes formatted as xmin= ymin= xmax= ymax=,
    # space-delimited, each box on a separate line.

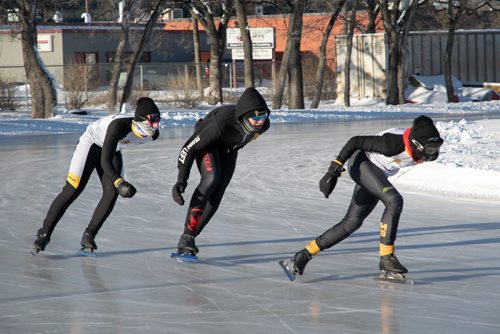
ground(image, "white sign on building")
xmin=37 ymin=34 xmax=53 ymax=52
xmin=226 ymin=27 xmax=274 ymax=60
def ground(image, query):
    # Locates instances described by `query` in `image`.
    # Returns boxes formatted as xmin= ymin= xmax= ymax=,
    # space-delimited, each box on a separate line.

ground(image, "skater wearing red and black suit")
xmin=283 ymin=115 xmax=443 ymax=279
xmin=32 ymin=97 xmax=161 ymax=254
xmin=172 ymin=87 xmax=270 ymax=256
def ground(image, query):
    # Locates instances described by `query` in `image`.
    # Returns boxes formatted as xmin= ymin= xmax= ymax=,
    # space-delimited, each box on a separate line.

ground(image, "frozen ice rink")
xmin=1 ymin=119 xmax=499 ymax=334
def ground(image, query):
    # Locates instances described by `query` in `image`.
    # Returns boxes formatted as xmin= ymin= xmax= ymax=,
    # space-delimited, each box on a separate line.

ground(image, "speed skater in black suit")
xmin=32 ymin=97 xmax=161 ymax=254
xmin=172 ymin=87 xmax=271 ymax=257
xmin=281 ymin=115 xmax=444 ymax=280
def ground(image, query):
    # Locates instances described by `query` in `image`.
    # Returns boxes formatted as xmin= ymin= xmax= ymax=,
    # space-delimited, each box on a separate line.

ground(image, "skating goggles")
xmin=412 ymin=136 xmax=443 ymax=154
xmin=249 ymin=112 xmax=268 ymax=122
xmin=138 ymin=113 xmax=161 ymax=127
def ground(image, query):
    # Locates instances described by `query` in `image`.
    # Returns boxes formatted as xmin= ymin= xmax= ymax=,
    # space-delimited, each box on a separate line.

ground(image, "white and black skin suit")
xmin=295 ymin=115 xmax=443 ymax=275
xmin=172 ymin=88 xmax=270 ymax=246
xmin=35 ymin=98 xmax=160 ymax=251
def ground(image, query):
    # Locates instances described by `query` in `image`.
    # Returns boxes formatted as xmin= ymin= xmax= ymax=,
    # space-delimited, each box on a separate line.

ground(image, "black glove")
xmin=319 ymin=160 xmax=344 ymax=199
xmin=172 ymin=179 xmax=187 ymax=205
xmin=115 ymin=179 xmax=137 ymax=198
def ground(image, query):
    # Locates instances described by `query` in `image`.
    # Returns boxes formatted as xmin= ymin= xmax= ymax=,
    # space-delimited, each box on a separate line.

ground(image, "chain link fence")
xmin=1 ymin=60 xmax=337 ymax=110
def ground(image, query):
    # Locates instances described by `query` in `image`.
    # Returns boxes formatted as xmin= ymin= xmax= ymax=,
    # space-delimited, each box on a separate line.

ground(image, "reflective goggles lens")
xmin=144 ymin=114 xmax=161 ymax=127
xmin=412 ymin=137 xmax=443 ymax=154
xmin=424 ymin=144 xmax=441 ymax=155
xmin=250 ymin=113 xmax=268 ymax=122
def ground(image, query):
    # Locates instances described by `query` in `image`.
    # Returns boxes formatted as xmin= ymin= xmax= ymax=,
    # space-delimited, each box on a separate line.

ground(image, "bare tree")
xmin=310 ymin=0 xmax=346 ymax=108
xmin=2 ymin=0 xmax=58 ymax=119
xmin=192 ymin=17 xmax=204 ymax=97
xmin=437 ymin=0 xmax=496 ymax=102
xmin=343 ymin=0 xmax=358 ymax=107
xmin=375 ymin=0 xmax=420 ymax=105
xmin=182 ymin=0 xmax=233 ymax=105
xmin=119 ymin=0 xmax=167 ymax=110
xmin=272 ymin=0 xmax=306 ymax=110
xmin=107 ymin=0 xmax=133 ymax=114
xmin=365 ymin=0 xmax=379 ymax=33
xmin=234 ymin=0 xmax=255 ymax=88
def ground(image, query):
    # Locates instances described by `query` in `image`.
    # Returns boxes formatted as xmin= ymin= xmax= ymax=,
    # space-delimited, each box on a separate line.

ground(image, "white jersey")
xmin=365 ymin=128 xmax=417 ymax=177
xmin=81 ymin=114 xmax=153 ymax=150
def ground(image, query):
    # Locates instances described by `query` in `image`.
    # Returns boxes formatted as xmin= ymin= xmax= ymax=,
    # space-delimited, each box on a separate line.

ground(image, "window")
xmin=74 ymin=52 xmax=98 ymax=64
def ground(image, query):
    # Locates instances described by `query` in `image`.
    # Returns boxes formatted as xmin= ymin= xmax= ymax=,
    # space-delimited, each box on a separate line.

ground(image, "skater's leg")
xmin=36 ymin=142 xmax=99 ymax=250
xmin=350 ymin=152 xmax=407 ymax=272
xmin=83 ymin=151 xmax=122 ymax=247
xmin=177 ymin=148 xmax=222 ymax=254
xmin=291 ymin=185 xmax=378 ymax=275
xmin=183 ymin=148 xmax=221 ymax=236
xmin=85 ymin=151 xmax=122 ymax=236
xmin=352 ymin=153 xmax=404 ymax=257
xmin=193 ymin=149 xmax=237 ymax=235
xmin=291 ymin=151 xmax=379 ymax=276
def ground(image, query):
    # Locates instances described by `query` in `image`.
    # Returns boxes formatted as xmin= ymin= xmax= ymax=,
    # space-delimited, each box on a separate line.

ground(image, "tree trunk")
xmin=192 ymin=18 xmax=204 ymax=97
xmin=343 ymin=1 xmax=358 ymax=107
xmin=288 ymin=0 xmax=305 ymax=109
xmin=397 ymin=2 xmax=418 ymax=104
xmin=120 ymin=0 xmax=165 ymax=110
xmin=187 ymin=0 xmax=231 ymax=105
xmin=310 ymin=0 xmax=345 ymax=108
xmin=272 ymin=0 xmax=306 ymax=109
xmin=19 ymin=0 xmax=57 ymax=119
xmin=444 ymin=2 xmax=466 ymax=103
xmin=366 ymin=0 xmax=377 ymax=33
xmin=234 ymin=0 xmax=254 ymax=88
xmin=107 ymin=0 xmax=132 ymax=114
xmin=377 ymin=0 xmax=419 ymax=105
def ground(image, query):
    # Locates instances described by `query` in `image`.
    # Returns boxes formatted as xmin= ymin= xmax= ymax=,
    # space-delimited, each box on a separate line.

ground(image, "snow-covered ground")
xmin=1 ymin=98 xmax=500 ymax=333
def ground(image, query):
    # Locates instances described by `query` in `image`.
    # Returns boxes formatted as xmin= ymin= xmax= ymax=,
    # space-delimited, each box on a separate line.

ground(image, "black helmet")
xmin=133 ymin=97 xmax=161 ymax=137
xmin=410 ymin=115 xmax=443 ymax=161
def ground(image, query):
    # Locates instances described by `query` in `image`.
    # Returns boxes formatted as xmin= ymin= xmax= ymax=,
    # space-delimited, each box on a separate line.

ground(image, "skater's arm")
xmin=101 ymin=120 xmax=129 ymax=183
xmin=336 ymin=133 xmax=403 ymax=163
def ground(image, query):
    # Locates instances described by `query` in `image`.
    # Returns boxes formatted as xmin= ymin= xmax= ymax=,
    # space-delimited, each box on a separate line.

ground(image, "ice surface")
xmin=1 ymin=119 xmax=499 ymax=334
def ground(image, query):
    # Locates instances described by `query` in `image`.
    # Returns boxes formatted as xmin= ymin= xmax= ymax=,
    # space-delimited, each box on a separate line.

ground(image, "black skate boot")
xmin=31 ymin=232 xmax=51 ymax=255
xmin=293 ymin=248 xmax=312 ymax=275
xmin=176 ymin=233 xmax=198 ymax=255
xmin=279 ymin=248 xmax=312 ymax=281
xmin=379 ymin=254 xmax=408 ymax=274
xmin=80 ymin=231 xmax=97 ymax=253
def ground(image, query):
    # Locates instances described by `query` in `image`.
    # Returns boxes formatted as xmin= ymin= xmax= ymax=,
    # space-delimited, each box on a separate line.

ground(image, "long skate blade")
xmin=171 ymin=252 xmax=198 ymax=263
xmin=76 ymin=248 xmax=96 ymax=257
xmin=374 ymin=271 xmax=413 ymax=285
xmin=279 ymin=260 xmax=296 ymax=281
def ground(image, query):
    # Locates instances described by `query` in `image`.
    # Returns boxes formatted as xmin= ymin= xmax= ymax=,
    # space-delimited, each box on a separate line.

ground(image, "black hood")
xmin=235 ymin=87 xmax=270 ymax=120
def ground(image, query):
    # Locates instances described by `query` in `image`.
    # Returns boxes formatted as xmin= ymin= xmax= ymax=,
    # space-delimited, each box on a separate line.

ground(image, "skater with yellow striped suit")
xmin=32 ymin=97 xmax=161 ymax=255
xmin=279 ymin=116 xmax=443 ymax=282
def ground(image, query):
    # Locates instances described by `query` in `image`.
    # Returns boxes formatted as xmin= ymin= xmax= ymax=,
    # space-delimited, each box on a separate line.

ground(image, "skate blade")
xmin=76 ymin=248 xmax=96 ymax=257
xmin=279 ymin=260 xmax=296 ymax=281
xmin=30 ymin=248 xmax=41 ymax=256
xmin=171 ymin=252 xmax=198 ymax=263
xmin=374 ymin=271 xmax=413 ymax=285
